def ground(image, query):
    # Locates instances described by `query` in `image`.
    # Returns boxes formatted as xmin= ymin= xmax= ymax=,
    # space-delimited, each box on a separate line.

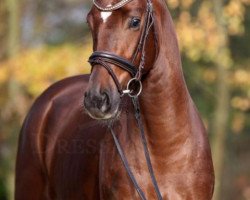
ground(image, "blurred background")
xmin=0 ymin=0 xmax=249 ymax=199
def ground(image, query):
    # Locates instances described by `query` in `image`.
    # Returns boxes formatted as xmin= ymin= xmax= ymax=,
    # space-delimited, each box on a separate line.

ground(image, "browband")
xmin=93 ymin=0 xmax=134 ymax=11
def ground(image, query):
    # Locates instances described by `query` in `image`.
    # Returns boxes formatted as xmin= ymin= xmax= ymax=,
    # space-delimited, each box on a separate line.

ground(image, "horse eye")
xmin=129 ymin=18 xmax=141 ymax=29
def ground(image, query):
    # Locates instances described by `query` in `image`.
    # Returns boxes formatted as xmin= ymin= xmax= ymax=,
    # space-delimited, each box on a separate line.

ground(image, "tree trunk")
xmin=6 ymin=0 xmax=20 ymax=57
xmin=4 ymin=0 xmax=21 ymax=199
xmin=211 ymin=0 xmax=231 ymax=199
xmin=0 ymin=0 xmax=8 ymax=60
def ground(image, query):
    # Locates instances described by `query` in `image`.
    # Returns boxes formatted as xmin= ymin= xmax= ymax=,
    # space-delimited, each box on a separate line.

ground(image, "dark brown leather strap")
xmin=89 ymin=58 xmax=124 ymax=94
xmin=109 ymin=97 xmax=163 ymax=200
xmin=109 ymin=127 xmax=147 ymax=200
xmin=132 ymin=97 xmax=163 ymax=200
xmin=89 ymin=51 xmax=138 ymax=77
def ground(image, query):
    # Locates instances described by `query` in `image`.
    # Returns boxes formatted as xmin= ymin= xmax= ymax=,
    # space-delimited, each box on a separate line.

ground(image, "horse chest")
xmin=98 ymin=135 xmax=157 ymax=199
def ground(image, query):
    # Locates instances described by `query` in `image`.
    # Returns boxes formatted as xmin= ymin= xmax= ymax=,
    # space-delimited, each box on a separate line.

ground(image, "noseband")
xmin=88 ymin=1 xmax=163 ymax=199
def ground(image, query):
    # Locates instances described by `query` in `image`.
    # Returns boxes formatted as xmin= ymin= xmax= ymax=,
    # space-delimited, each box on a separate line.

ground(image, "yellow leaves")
xmin=0 ymin=41 xmax=93 ymax=97
xmin=231 ymin=112 xmax=246 ymax=134
xmin=177 ymin=12 xmax=199 ymax=60
xmin=232 ymin=69 xmax=250 ymax=86
xmin=0 ymin=67 xmax=8 ymax=83
xmin=230 ymin=68 xmax=250 ymax=100
xmin=203 ymin=69 xmax=217 ymax=83
xmin=175 ymin=0 xmax=247 ymax=63
xmin=231 ymin=97 xmax=250 ymax=112
xmin=230 ymin=68 xmax=250 ymax=112
xmin=167 ymin=0 xmax=194 ymax=9
xmin=181 ymin=0 xmax=194 ymax=9
xmin=176 ymin=2 xmax=221 ymax=61
xmin=225 ymin=0 xmax=244 ymax=17
xmin=224 ymin=0 xmax=245 ymax=35
xmin=167 ymin=0 xmax=179 ymax=9
xmin=218 ymin=48 xmax=234 ymax=69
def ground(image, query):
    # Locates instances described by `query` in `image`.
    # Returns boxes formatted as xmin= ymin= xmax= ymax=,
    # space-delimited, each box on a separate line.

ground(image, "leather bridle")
xmin=88 ymin=1 xmax=163 ymax=199
xmin=89 ymin=0 xmax=154 ymax=97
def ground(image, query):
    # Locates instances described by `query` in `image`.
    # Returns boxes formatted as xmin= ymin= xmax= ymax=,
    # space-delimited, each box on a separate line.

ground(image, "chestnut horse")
xmin=15 ymin=0 xmax=214 ymax=199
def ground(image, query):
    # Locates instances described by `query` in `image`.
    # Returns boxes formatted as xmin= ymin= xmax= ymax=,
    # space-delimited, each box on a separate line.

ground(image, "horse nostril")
xmin=98 ymin=91 xmax=111 ymax=111
xmin=84 ymin=91 xmax=90 ymax=108
xmin=101 ymin=92 xmax=108 ymax=103
xmin=104 ymin=93 xmax=111 ymax=107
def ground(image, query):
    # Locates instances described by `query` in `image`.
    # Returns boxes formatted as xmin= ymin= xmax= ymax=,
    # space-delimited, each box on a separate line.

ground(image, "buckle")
xmin=122 ymin=78 xmax=142 ymax=97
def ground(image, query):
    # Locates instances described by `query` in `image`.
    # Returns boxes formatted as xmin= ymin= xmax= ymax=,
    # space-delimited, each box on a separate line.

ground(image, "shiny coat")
xmin=15 ymin=0 xmax=214 ymax=199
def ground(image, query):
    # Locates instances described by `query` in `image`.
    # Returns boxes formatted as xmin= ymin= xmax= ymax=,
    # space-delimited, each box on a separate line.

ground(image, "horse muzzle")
xmin=84 ymin=87 xmax=120 ymax=120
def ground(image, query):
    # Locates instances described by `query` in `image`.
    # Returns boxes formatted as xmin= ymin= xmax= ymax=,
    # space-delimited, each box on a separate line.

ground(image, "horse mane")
xmin=152 ymin=0 xmax=183 ymax=72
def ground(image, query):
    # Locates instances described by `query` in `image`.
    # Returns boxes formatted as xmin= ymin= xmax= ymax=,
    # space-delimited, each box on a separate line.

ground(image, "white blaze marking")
xmin=100 ymin=11 xmax=112 ymax=23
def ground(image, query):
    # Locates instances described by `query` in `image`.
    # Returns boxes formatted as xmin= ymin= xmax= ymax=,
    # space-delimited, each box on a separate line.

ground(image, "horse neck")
xmin=121 ymin=4 xmax=197 ymax=160
xmin=131 ymin=2 xmax=197 ymax=153
xmin=141 ymin=57 xmax=190 ymax=132
xmin=138 ymin=52 xmax=193 ymax=153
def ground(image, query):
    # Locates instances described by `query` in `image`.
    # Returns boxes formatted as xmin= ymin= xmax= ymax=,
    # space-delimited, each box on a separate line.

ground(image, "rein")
xmin=88 ymin=1 xmax=163 ymax=199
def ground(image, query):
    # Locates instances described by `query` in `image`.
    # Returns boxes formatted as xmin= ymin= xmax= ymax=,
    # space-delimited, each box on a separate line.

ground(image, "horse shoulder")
xmin=15 ymin=75 xmax=90 ymax=199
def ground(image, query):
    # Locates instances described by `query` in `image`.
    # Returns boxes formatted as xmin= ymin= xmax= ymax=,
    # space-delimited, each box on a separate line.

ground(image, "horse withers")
xmin=15 ymin=0 xmax=214 ymax=199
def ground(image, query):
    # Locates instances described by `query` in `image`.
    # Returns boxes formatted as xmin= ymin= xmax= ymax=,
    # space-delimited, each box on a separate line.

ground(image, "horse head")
xmin=84 ymin=0 xmax=157 ymax=120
